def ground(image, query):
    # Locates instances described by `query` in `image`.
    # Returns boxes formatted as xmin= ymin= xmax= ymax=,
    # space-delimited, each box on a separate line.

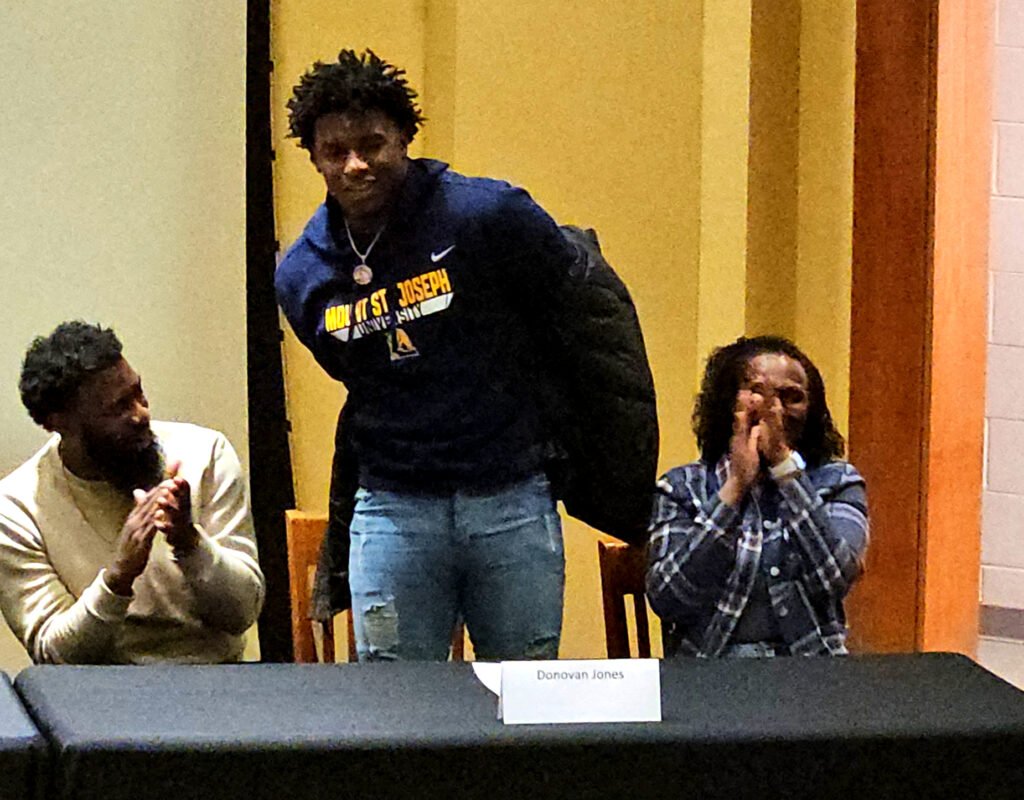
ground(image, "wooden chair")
xmin=285 ymin=510 xmax=348 ymax=663
xmin=597 ymin=540 xmax=651 ymax=658
xmin=284 ymin=509 xmax=466 ymax=663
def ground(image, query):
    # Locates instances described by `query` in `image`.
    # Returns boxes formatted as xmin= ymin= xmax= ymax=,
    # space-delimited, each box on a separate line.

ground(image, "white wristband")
xmin=770 ymin=450 xmax=805 ymax=481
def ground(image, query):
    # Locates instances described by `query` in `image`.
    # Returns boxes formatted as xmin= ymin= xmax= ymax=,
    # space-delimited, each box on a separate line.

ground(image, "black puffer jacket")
xmin=310 ymin=225 xmax=658 ymax=618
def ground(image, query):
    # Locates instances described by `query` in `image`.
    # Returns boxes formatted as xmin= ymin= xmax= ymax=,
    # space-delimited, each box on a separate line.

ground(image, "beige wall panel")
xmin=0 ymin=2 xmax=248 ymax=671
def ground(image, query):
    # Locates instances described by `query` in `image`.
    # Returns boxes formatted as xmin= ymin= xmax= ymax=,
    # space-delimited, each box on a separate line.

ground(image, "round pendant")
xmin=352 ymin=264 xmax=373 ymax=286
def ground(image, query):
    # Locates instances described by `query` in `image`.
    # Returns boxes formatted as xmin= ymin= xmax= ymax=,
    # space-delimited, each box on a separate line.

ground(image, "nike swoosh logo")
xmin=431 ymin=245 xmax=456 ymax=263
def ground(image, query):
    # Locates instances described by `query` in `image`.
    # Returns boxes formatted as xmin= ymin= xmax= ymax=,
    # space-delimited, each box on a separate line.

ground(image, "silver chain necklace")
xmin=344 ymin=218 xmax=385 ymax=286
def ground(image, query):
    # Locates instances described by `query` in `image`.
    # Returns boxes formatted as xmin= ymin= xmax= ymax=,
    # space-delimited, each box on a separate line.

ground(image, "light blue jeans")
xmin=348 ymin=473 xmax=564 ymax=662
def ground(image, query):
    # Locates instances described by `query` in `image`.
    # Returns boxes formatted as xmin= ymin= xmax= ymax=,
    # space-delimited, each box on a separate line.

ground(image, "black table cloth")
xmin=15 ymin=653 xmax=1024 ymax=799
xmin=0 ymin=671 xmax=46 ymax=800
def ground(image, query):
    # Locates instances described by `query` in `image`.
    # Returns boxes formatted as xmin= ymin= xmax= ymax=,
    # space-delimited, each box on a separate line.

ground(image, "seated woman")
xmin=646 ymin=335 xmax=868 ymax=657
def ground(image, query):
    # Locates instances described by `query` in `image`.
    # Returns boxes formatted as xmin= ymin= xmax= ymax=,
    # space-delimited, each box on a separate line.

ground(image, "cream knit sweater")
xmin=0 ymin=421 xmax=264 ymax=664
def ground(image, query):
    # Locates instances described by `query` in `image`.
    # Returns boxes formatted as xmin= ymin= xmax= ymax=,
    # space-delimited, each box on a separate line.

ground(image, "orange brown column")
xmin=847 ymin=0 xmax=991 ymax=654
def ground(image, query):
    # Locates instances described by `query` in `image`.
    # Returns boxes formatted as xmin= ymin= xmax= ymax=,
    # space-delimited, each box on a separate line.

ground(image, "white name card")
xmin=495 ymin=659 xmax=661 ymax=725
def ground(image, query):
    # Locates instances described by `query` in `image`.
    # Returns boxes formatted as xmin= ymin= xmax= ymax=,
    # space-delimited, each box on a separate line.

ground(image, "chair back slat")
xmin=598 ymin=540 xmax=651 ymax=659
xmin=285 ymin=511 xmax=328 ymax=663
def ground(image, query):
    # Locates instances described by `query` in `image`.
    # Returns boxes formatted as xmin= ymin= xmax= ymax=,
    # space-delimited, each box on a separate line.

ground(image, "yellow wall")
xmin=271 ymin=1 xmax=428 ymax=517
xmin=745 ymin=0 xmax=855 ymax=432
xmin=272 ymin=1 xmax=855 ymax=659
xmin=794 ymin=1 xmax=855 ymax=435
xmin=699 ymin=0 xmax=754 ymax=370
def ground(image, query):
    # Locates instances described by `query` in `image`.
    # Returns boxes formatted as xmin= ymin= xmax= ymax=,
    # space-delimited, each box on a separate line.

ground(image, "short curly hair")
xmin=693 ymin=335 xmax=845 ymax=468
xmin=287 ymin=49 xmax=425 ymax=151
xmin=20 ymin=321 xmax=124 ymax=427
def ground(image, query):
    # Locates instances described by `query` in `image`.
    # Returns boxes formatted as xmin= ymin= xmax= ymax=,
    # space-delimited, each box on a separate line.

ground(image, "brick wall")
xmin=980 ymin=0 xmax=1024 ymax=686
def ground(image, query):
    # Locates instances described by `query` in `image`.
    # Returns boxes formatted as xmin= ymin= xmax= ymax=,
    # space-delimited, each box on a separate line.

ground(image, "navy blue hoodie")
xmin=275 ymin=158 xmax=576 ymax=492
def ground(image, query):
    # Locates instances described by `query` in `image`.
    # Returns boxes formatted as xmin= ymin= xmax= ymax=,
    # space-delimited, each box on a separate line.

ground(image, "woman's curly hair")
xmin=19 ymin=321 xmax=123 ymax=428
xmin=692 ymin=335 xmax=845 ymax=468
xmin=287 ymin=49 xmax=425 ymax=151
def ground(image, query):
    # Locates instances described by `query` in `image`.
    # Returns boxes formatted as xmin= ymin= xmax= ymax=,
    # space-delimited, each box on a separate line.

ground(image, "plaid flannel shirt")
xmin=646 ymin=456 xmax=868 ymax=657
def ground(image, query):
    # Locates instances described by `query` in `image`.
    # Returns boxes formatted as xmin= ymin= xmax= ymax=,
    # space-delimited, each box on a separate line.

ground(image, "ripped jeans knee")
xmin=357 ymin=595 xmax=399 ymax=662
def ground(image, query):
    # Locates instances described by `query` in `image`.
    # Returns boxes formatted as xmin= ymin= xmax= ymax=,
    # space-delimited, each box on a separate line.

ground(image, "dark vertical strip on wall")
xmin=247 ymin=0 xmax=295 ymax=662
xmin=745 ymin=0 xmax=800 ymax=338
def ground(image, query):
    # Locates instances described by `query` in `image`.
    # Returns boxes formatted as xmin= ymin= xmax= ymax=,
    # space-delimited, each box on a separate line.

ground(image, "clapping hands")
xmin=718 ymin=390 xmax=793 ymax=507
xmin=103 ymin=461 xmax=197 ymax=596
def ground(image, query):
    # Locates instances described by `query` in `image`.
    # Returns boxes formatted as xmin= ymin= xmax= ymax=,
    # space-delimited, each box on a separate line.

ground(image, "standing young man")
xmin=275 ymin=50 xmax=586 ymax=661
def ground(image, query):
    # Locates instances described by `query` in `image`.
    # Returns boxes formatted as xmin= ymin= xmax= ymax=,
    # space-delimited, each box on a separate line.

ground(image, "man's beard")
xmin=83 ymin=431 xmax=165 ymax=494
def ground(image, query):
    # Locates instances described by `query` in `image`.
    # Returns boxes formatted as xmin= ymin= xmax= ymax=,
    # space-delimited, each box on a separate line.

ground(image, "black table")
xmin=0 ymin=671 xmax=46 ymax=800
xmin=15 ymin=653 xmax=1024 ymax=800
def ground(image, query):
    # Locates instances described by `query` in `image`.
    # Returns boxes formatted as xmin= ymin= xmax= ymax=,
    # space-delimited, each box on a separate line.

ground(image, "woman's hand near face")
xmin=756 ymin=396 xmax=793 ymax=467
xmin=719 ymin=390 xmax=761 ymax=507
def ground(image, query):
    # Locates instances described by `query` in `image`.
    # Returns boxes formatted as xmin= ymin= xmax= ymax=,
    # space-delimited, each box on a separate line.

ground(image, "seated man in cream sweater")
xmin=0 ymin=321 xmax=265 ymax=664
